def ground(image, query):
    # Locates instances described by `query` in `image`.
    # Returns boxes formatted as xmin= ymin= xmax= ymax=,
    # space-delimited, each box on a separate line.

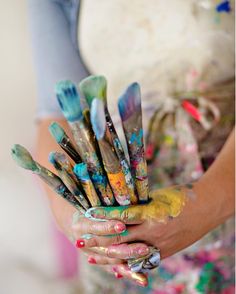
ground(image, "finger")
xmin=103 ymin=264 xmax=148 ymax=287
xmin=85 ymin=205 xmax=147 ymax=224
xmin=75 ymin=227 xmax=138 ymax=248
xmin=89 ymin=243 xmax=149 ymax=260
xmin=85 ymin=253 xmax=123 ymax=265
xmin=72 ymin=217 xmax=127 ymax=236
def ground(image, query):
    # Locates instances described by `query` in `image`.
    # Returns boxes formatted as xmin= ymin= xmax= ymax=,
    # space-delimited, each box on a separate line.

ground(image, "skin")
xmin=37 ymin=118 xmax=148 ymax=285
xmin=37 ymin=118 xmax=235 ymax=286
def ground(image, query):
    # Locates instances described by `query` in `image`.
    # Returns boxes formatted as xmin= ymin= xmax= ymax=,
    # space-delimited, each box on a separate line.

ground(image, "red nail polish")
xmin=114 ymin=223 xmax=126 ymax=233
xmin=115 ymin=272 xmax=123 ymax=279
xmin=75 ymin=239 xmax=85 ymax=248
xmin=87 ymin=257 xmax=96 ymax=264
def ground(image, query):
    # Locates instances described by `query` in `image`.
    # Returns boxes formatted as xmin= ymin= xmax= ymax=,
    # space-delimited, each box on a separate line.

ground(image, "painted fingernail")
xmin=114 ymin=223 xmax=126 ymax=233
xmin=87 ymin=256 xmax=96 ymax=264
xmin=136 ymin=280 xmax=148 ymax=287
xmin=114 ymin=272 xmax=123 ymax=279
xmin=75 ymin=239 xmax=85 ymax=248
xmin=138 ymin=247 xmax=149 ymax=256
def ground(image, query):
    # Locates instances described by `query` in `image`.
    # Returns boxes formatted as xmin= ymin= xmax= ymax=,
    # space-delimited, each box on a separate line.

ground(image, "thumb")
xmin=85 ymin=204 xmax=147 ymax=224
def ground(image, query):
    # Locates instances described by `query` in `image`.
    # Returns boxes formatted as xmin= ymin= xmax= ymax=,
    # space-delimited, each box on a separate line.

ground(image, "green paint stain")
xmin=11 ymin=144 xmax=38 ymax=171
xmin=79 ymin=75 xmax=107 ymax=106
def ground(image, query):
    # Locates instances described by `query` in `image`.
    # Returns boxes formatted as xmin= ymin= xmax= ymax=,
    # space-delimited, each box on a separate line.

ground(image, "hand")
xmin=82 ymin=181 xmax=223 ymax=259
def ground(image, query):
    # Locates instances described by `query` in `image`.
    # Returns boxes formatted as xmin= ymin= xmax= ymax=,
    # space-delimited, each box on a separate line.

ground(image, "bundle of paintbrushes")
xmin=11 ymin=75 xmax=160 ymax=273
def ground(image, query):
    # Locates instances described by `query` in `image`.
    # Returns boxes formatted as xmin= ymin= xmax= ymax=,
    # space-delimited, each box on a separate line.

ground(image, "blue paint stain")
xmin=129 ymin=129 xmax=143 ymax=146
xmin=118 ymin=82 xmax=141 ymax=121
xmin=92 ymin=173 xmax=107 ymax=185
xmin=55 ymin=80 xmax=83 ymax=122
xmin=216 ymin=1 xmax=231 ymax=13
xmin=74 ymin=163 xmax=90 ymax=181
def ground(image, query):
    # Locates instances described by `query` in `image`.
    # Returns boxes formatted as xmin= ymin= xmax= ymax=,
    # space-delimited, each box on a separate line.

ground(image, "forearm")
xmin=196 ymin=129 xmax=235 ymax=227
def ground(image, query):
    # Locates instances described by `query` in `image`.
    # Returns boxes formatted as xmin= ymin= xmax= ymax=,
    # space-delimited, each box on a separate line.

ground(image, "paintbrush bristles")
xmin=49 ymin=122 xmax=65 ymax=144
xmin=55 ymin=80 xmax=83 ymax=122
xmin=118 ymin=82 xmax=141 ymax=121
xmin=11 ymin=144 xmax=38 ymax=171
xmin=79 ymin=75 xmax=107 ymax=106
xmin=90 ymin=98 xmax=106 ymax=140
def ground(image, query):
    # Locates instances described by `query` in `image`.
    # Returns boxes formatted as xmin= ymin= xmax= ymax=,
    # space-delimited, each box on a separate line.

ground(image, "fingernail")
xmin=112 ymin=266 xmax=118 ymax=273
xmin=87 ymin=256 xmax=96 ymax=264
xmin=75 ymin=239 xmax=85 ymax=248
xmin=138 ymin=247 xmax=149 ymax=256
xmin=136 ymin=280 xmax=148 ymax=287
xmin=114 ymin=223 xmax=126 ymax=233
xmin=114 ymin=272 xmax=123 ymax=279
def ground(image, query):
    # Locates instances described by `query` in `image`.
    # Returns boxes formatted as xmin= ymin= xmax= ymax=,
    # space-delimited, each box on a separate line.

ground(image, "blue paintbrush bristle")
xmin=55 ymin=80 xmax=83 ymax=122
xmin=49 ymin=122 xmax=65 ymax=143
xmin=118 ymin=82 xmax=141 ymax=121
xmin=73 ymin=163 xmax=90 ymax=181
xmin=90 ymin=98 xmax=106 ymax=140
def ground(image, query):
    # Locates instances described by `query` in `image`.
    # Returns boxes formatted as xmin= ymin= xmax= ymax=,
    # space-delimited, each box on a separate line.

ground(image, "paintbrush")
xmin=79 ymin=75 xmax=138 ymax=204
xmin=118 ymin=83 xmax=149 ymax=203
xmin=49 ymin=122 xmax=82 ymax=163
xmin=55 ymin=80 xmax=115 ymax=206
xmin=91 ymin=98 xmax=130 ymax=206
xmin=11 ymin=144 xmax=85 ymax=213
xmin=49 ymin=151 xmax=91 ymax=210
xmin=74 ymin=163 xmax=101 ymax=207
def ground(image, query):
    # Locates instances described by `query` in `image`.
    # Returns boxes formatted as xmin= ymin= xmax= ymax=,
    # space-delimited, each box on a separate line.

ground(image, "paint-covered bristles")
xmin=55 ymin=80 xmax=83 ymax=122
xmin=11 ymin=144 xmax=38 ymax=171
xmin=90 ymin=98 xmax=106 ymax=140
xmin=118 ymin=82 xmax=141 ymax=121
xmin=79 ymin=75 xmax=107 ymax=106
xmin=49 ymin=122 xmax=65 ymax=144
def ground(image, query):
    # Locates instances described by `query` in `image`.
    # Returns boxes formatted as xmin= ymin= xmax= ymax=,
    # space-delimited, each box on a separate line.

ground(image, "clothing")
xmin=28 ymin=0 xmax=235 ymax=293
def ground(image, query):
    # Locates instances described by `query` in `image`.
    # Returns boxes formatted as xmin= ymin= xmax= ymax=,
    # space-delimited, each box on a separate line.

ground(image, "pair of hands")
xmin=51 ymin=180 xmax=220 ymax=286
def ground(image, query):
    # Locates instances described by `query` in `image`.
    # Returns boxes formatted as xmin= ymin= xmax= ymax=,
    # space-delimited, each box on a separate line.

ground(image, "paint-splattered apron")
xmin=78 ymin=0 xmax=235 ymax=293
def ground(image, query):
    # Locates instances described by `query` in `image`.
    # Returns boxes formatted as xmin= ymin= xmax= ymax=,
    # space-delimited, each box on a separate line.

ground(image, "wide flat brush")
xmin=55 ymin=80 xmax=115 ymax=206
xmin=118 ymin=83 xmax=149 ymax=203
xmin=74 ymin=163 xmax=101 ymax=207
xmin=91 ymin=98 xmax=130 ymax=206
xmin=80 ymin=76 xmax=138 ymax=204
xmin=49 ymin=152 xmax=90 ymax=210
xmin=49 ymin=122 xmax=82 ymax=163
xmin=11 ymin=144 xmax=85 ymax=213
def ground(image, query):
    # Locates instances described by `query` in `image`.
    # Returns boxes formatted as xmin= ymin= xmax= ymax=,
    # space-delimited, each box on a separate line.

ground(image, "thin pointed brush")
xmin=118 ymin=83 xmax=149 ymax=203
xmin=55 ymin=80 xmax=115 ymax=206
xmin=49 ymin=152 xmax=91 ymax=210
xmin=11 ymin=144 xmax=85 ymax=213
xmin=74 ymin=163 xmax=101 ymax=207
xmin=80 ymin=75 xmax=138 ymax=204
xmin=49 ymin=122 xmax=82 ymax=163
xmin=91 ymin=98 xmax=130 ymax=206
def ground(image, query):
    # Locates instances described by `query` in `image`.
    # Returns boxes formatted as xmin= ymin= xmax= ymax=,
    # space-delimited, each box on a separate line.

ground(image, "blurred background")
xmin=0 ymin=1 xmax=74 ymax=293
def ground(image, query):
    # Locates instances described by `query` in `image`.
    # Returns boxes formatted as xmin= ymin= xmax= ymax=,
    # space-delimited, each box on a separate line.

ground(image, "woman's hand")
xmin=74 ymin=129 xmax=235 ymax=262
xmin=77 ymin=180 xmax=227 ymax=260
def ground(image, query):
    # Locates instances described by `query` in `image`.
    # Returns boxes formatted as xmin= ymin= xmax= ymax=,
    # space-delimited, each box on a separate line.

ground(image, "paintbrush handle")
xmin=60 ymin=137 xmax=82 ymax=163
xmin=36 ymin=164 xmax=85 ymax=213
xmin=105 ymin=109 xmax=138 ymax=204
xmin=70 ymin=119 xmax=115 ymax=206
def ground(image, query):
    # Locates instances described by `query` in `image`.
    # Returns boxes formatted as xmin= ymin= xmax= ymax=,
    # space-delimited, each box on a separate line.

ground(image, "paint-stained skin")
xmin=86 ymin=186 xmax=188 ymax=224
